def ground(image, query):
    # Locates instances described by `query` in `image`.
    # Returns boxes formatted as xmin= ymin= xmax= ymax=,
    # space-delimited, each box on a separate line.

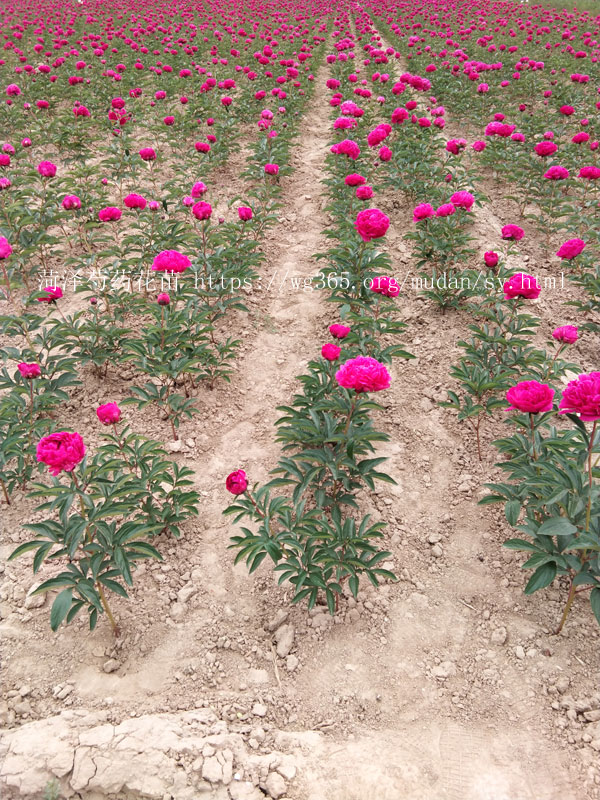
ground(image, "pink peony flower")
xmin=370 ymin=276 xmax=399 ymax=297
xmin=139 ymin=147 xmax=156 ymax=161
xmin=435 ymin=203 xmax=456 ymax=217
xmin=579 ymin=166 xmax=600 ymax=180
xmin=195 ymin=142 xmax=211 ymax=153
xmin=36 ymin=431 xmax=86 ymax=476
xmin=37 ymin=286 xmax=63 ymax=303
xmin=322 ymin=343 xmax=341 ymax=361
xmin=331 ymin=139 xmax=360 ymax=160
xmin=191 ymin=181 xmax=207 ymax=197
xmin=226 ymin=469 xmax=248 ymax=495
xmin=152 ymin=250 xmax=191 ymax=273
xmin=413 ymin=203 xmax=435 ymax=222
xmin=556 ymin=238 xmax=585 ymax=260
xmin=98 ymin=206 xmax=121 ymax=222
xmin=62 ymin=195 xmax=81 ymax=210
xmin=355 ymin=208 xmax=389 ymax=242
xmin=264 ymin=163 xmax=279 ymax=175
xmin=552 ymin=325 xmax=578 ymax=344
xmin=192 ymin=201 xmax=212 ymax=220
xmin=238 ymin=206 xmax=253 ymax=221
xmin=506 ymin=381 xmax=554 ymax=413
xmin=336 ymin=356 xmax=391 ymax=394
xmin=157 ymin=293 xmax=170 ymax=306
xmin=124 ymin=193 xmax=147 ymax=210
xmin=329 ymin=324 xmax=350 ymax=339
xmin=534 ymin=141 xmax=557 ymax=157
xmin=472 ymin=140 xmax=486 ymax=152
xmin=501 ymin=224 xmax=524 ymax=241
xmin=503 ymin=272 xmax=541 ymax=299
xmin=17 ymin=362 xmax=41 ymax=379
xmin=356 ymin=185 xmax=373 ymax=200
xmin=96 ymin=402 xmax=121 ymax=425
xmin=484 ymin=251 xmax=499 ymax=267
xmin=544 ymin=165 xmax=569 ymax=180
xmin=559 ymin=373 xmax=600 ymax=420
xmin=37 ymin=160 xmax=56 ymax=178
xmin=450 ymin=191 xmax=475 ymax=210
xmin=345 ymin=173 xmax=366 ymax=187
xmin=0 ymin=236 xmax=12 ymax=259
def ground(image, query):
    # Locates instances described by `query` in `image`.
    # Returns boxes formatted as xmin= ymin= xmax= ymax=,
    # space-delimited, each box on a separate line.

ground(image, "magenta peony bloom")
xmin=191 ymin=181 xmax=207 ymax=197
xmin=552 ymin=325 xmax=578 ymax=344
xmin=192 ymin=201 xmax=212 ymax=220
xmin=329 ymin=324 xmax=350 ymax=340
xmin=157 ymin=292 xmax=170 ymax=306
xmin=124 ymin=193 xmax=147 ymax=210
xmin=336 ymin=356 xmax=391 ymax=394
xmin=560 ymin=105 xmax=574 ymax=116
xmin=98 ymin=206 xmax=122 ymax=222
xmin=331 ymin=139 xmax=361 ymax=160
xmin=139 ymin=147 xmax=156 ymax=161
xmin=413 ymin=203 xmax=435 ymax=222
xmin=17 ymin=362 xmax=41 ymax=379
xmin=62 ymin=195 xmax=81 ymax=210
xmin=370 ymin=275 xmax=399 ymax=297
xmin=435 ymin=203 xmax=456 ymax=217
xmin=556 ymin=238 xmax=585 ymax=260
xmin=503 ymin=272 xmax=541 ymax=299
xmin=152 ymin=250 xmax=191 ymax=273
xmin=226 ymin=469 xmax=248 ymax=495
xmin=356 ymin=185 xmax=373 ymax=201
xmin=6 ymin=84 xmax=21 ymax=96
xmin=484 ymin=251 xmax=499 ymax=267
xmin=195 ymin=142 xmax=211 ymax=153
xmin=0 ymin=236 xmax=12 ymax=259
xmin=506 ymin=381 xmax=554 ymax=413
xmin=450 ymin=191 xmax=474 ymax=210
xmin=37 ymin=286 xmax=63 ymax=303
xmin=544 ymin=165 xmax=569 ymax=180
xmin=534 ymin=141 xmax=557 ymax=157
xmin=579 ymin=166 xmax=600 ymax=180
xmin=501 ymin=224 xmax=524 ymax=241
xmin=355 ymin=208 xmax=390 ymax=242
xmin=322 ymin=343 xmax=341 ymax=361
xmin=345 ymin=173 xmax=366 ymax=187
xmin=559 ymin=373 xmax=600 ymax=420
xmin=96 ymin=402 xmax=121 ymax=425
xmin=36 ymin=431 xmax=86 ymax=476
xmin=238 ymin=206 xmax=253 ymax=221
xmin=37 ymin=161 xmax=56 ymax=178
xmin=472 ymin=140 xmax=486 ymax=152
xmin=264 ymin=163 xmax=279 ymax=175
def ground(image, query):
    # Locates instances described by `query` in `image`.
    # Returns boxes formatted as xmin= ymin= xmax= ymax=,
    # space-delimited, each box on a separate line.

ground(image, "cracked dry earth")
xmin=2 ymin=52 xmax=600 ymax=800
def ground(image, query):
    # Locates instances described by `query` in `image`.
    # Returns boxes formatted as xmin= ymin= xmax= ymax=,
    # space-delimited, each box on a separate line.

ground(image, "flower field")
xmin=1 ymin=0 xmax=600 ymax=797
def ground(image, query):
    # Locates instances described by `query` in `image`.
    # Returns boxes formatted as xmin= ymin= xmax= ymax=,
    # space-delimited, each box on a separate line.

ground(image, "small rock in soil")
xmin=264 ymin=772 xmax=287 ymax=799
xmin=275 ymin=624 xmax=295 ymax=658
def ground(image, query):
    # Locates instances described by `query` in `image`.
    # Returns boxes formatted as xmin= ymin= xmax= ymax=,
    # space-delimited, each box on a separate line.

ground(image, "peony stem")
xmin=1 ymin=478 xmax=10 ymax=505
xmin=585 ymin=421 xmax=597 ymax=534
xmin=530 ymin=413 xmax=537 ymax=460
xmin=96 ymin=581 xmax=120 ymax=637
xmin=555 ymin=578 xmax=576 ymax=635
